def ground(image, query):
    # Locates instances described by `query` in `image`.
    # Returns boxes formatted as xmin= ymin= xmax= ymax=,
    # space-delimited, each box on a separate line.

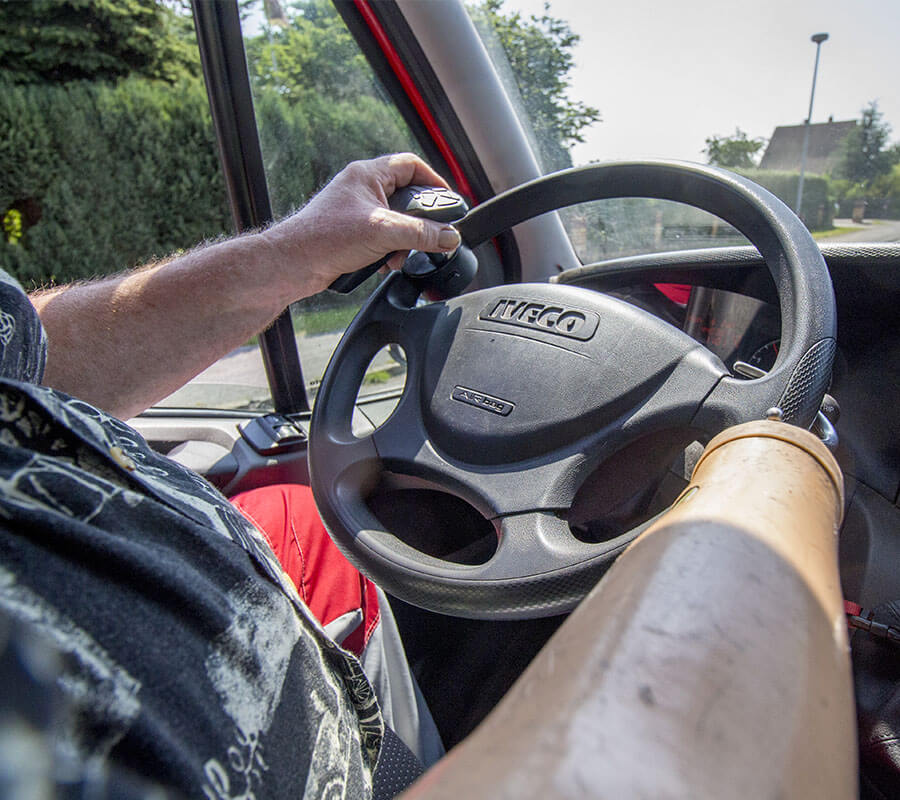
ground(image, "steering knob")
xmin=401 ymin=245 xmax=478 ymax=300
xmin=329 ymin=185 xmax=471 ymax=294
xmin=390 ymin=185 xmax=468 ymax=222
xmin=393 ymin=186 xmax=477 ymax=298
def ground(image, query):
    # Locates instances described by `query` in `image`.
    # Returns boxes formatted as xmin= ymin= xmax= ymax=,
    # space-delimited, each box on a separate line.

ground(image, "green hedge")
xmin=255 ymin=89 xmax=418 ymax=218
xmin=736 ymin=169 xmax=833 ymax=231
xmin=0 ymin=77 xmax=231 ymax=289
xmin=0 ymin=72 xmax=420 ymax=292
xmin=833 ymin=166 xmax=900 ymax=219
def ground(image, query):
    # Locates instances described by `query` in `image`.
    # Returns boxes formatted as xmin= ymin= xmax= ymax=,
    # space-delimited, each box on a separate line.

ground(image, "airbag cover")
xmin=421 ymin=283 xmax=702 ymax=464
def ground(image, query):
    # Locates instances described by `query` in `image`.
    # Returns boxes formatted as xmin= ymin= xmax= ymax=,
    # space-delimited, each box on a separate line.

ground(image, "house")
xmin=759 ymin=118 xmax=856 ymax=175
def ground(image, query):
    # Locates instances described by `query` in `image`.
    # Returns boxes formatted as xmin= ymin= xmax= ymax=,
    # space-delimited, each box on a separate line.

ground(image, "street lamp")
xmin=796 ymin=32 xmax=829 ymax=217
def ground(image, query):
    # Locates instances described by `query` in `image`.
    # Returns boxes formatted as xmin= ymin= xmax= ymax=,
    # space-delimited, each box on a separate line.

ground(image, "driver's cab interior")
xmin=6 ymin=0 xmax=900 ymax=793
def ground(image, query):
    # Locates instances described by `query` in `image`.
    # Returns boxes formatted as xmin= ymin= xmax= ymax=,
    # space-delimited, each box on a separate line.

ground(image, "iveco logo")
xmin=451 ymin=386 xmax=514 ymax=416
xmin=479 ymin=298 xmax=599 ymax=341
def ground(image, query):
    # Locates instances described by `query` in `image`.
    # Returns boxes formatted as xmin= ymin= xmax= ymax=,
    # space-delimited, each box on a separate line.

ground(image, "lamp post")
xmin=795 ymin=32 xmax=829 ymax=217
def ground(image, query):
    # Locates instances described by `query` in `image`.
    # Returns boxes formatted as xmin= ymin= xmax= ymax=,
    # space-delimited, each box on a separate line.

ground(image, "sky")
xmin=504 ymin=0 xmax=900 ymax=165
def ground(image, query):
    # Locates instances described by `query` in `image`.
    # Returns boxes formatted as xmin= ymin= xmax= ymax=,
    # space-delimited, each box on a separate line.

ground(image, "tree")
xmin=243 ymin=0 xmax=418 ymax=208
xmin=246 ymin=0 xmax=373 ymax=105
xmin=703 ymin=128 xmax=766 ymax=169
xmin=245 ymin=0 xmax=601 ymax=194
xmin=468 ymin=0 xmax=600 ymax=172
xmin=837 ymin=101 xmax=900 ymax=189
xmin=0 ymin=0 xmax=198 ymax=84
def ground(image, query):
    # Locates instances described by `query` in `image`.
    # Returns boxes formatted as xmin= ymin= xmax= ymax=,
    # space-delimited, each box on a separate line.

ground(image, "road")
xmin=822 ymin=218 xmax=900 ymax=243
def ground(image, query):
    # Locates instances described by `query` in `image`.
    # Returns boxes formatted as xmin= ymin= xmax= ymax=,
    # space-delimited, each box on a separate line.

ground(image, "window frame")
xmin=192 ymin=0 xmax=310 ymax=414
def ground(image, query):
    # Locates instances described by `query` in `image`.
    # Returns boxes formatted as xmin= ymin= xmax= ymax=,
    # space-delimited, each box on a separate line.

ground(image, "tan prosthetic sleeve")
xmin=405 ymin=421 xmax=854 ymax=799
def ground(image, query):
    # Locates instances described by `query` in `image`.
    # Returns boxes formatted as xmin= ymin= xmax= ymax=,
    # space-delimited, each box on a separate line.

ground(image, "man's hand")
xmin=261 ymin=153 xmax=463 ymax=297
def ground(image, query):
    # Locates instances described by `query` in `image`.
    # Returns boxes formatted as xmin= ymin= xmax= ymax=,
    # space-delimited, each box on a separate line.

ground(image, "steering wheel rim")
xmin=309 ymin=161 xmax=837 ymax=620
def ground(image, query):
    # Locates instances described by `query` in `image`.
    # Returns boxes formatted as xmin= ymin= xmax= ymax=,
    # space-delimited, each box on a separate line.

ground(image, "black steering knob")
xmin=328 ymin=185 xmax=470 ymax=294
xmin=390 ymin=185 xmax=468 ymax=223
xmin=401 ymin=246 xmax=479 ymax=300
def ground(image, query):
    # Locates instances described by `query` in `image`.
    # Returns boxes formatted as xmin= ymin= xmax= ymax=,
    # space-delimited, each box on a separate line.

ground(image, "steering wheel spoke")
xmin=360 ymin=511 xmax=626 ymax=620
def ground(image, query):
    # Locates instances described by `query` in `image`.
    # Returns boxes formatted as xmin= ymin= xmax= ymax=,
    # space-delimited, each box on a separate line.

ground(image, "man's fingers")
xmin=407 ymin=159 xmax=451 ymax=191
xmin=379 ymin=153 xmax=451 ymax=195
xmin=386 ymin=251 xmax=408 ymax=271
xmin=436 ymin=226 xmax=462 ymax=250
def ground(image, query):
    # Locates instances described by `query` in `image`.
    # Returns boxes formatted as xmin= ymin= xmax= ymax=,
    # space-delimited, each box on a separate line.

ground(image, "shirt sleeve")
xmin=0 ymin=270 xmax=46 ymax=385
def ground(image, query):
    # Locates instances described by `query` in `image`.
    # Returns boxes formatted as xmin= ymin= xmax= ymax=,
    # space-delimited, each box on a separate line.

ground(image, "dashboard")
xmin=682 ymin=286 xmax=780 ymax=374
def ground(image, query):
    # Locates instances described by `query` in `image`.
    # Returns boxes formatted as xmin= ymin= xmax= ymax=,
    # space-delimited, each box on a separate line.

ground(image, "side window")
xmin=242 ymin=0 xmax=421 ymax=402
xmin=0 ymin=1 xmax=272 ymax=411
xmin=1 ymin=1 xmax=421 ymax=411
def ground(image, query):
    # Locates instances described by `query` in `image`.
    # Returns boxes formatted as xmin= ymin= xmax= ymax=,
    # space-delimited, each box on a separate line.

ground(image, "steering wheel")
xmin=308 ymin=161 xmax=836 ymax=620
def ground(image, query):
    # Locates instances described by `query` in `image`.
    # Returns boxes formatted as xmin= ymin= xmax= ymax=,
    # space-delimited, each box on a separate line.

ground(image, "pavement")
xmin=820 ymin=218 xmax=900 ymax=243
xmin=161 ymin=329 xmax=401 ymax=410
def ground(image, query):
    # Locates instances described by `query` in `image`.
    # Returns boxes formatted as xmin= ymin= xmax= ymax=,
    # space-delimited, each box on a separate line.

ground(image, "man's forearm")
xmin=31 ymin=232 xmax=291 ymax=419
xmin=28 ymin=154 xmax=459 ymax=420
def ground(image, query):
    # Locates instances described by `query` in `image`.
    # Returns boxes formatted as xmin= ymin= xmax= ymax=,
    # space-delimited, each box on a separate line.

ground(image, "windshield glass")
xmin=467 ymin=0 xmax=900 ymax=263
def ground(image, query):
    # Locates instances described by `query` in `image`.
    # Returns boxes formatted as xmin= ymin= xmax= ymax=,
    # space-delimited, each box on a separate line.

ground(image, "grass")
xmin=362 ymin=369 xmax=393 ymax=385
xmin=811 ymin=226 xmax=859 ymax=240
xmin=294 ymin=305 xmax=361 ymax=336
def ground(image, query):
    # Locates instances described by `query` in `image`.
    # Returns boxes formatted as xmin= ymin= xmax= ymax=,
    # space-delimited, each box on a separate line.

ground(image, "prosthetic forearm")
xmin=406 ymin=421 xmax=853 ymax=799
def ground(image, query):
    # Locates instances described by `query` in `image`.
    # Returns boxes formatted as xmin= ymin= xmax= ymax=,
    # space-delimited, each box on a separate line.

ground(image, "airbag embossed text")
xmin=479 ymin=298 xmax=599 ymax=340
xmin=451 ymin=386 xmax=515 ymax=416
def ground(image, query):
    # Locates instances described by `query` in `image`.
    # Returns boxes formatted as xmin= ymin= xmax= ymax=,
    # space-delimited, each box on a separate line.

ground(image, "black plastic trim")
xmin=191 ymin=0 xmax=309 ymax=413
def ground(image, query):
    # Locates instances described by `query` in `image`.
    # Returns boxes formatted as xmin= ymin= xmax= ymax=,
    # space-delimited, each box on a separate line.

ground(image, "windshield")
xmin=466 ymin=0 xmax=900 ymax=262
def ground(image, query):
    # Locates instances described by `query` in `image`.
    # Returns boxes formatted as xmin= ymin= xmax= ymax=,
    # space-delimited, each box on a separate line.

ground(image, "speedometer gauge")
xmin=748 ymin=339 xmax=780 ymax=373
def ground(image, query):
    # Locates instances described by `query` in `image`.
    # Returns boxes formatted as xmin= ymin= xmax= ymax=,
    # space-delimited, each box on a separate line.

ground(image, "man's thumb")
xmin=389 ymin=213 xmax=461 ymax=254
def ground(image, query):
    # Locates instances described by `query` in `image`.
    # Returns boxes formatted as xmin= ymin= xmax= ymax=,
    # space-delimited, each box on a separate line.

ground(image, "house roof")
xmin=758 ymin=119 xmax=856 ymax=174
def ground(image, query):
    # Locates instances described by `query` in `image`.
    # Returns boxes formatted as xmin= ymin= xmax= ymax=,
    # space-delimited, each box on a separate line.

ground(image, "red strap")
xmin=845 ymin=600 xmax=863 ymax=617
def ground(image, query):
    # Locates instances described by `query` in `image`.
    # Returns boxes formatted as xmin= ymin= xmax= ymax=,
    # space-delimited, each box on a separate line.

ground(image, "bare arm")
xmin=30 ymin=154 xmax=460 ymax=419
